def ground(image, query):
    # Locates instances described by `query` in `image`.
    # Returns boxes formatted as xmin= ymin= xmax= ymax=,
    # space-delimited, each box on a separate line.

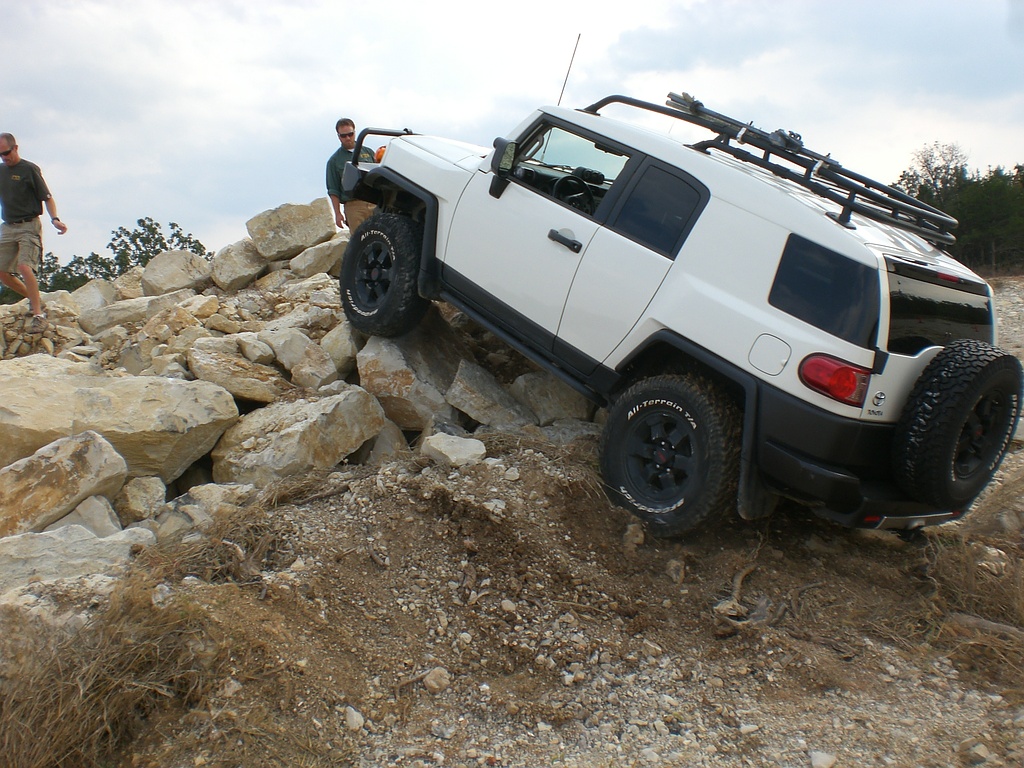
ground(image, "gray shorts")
xmin=0 ymin=219 xmax=42 ymax=273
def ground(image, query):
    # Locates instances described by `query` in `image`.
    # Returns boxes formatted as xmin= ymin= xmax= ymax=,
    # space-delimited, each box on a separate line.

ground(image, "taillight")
xmin=375 ymin=145 xmax=387 ymax=163
xmin=799 ymin=354 xmax=871 ymax=407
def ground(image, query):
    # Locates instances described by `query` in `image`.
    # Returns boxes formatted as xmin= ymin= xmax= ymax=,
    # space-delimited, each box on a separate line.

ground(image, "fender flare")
xmin=358 ymin=166 xmax=443 ymax=299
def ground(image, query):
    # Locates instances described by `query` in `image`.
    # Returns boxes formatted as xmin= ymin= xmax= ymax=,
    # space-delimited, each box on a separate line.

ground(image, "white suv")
xmin=339 ymin=91 xmax=1022 ymax=537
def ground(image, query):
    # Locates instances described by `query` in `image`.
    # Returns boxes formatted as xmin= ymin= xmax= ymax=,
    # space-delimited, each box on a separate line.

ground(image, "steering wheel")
xmin=552 ymin=175 xmax=596 ymax=215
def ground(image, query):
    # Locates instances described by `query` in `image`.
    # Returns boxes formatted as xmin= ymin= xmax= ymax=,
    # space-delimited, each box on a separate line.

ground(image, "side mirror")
xmin=489 ymin=138 xmax=516 ymax=198
xmin=491 ymin=138 xmax=516 ymax=175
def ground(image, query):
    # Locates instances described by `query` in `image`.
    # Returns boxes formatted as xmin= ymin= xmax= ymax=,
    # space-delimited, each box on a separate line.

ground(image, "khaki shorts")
xmin=344 ymin=200 xmax=377 ymax=233
xmin=0 ymin=219 xmax=42 ymax=273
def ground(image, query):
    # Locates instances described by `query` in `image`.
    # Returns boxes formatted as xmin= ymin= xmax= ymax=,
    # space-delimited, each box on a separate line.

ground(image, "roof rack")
xmin=583 ymin=92 xmax=957 ymax=247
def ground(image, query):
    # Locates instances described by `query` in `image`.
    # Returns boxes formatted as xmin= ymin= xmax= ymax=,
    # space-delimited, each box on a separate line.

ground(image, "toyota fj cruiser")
xmin=339 ymin=91 xmax=1023 ymax=537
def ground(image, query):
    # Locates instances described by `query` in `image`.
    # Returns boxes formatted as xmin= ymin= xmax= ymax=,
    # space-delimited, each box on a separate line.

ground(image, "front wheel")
xmin=600 ymin=374 xmax=741 ymax=537
xmin=340 ymin=213 xmax=428 ymax=337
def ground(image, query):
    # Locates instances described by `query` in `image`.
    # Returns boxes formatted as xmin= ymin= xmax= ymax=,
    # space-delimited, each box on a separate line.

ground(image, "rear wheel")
xmin=340 ymin=213 xmax=428 ymax=336
xmin=892 ymin=339 xmax=1022 ymax=509
xmin=600 ymin=374 xmax=740 ymax=537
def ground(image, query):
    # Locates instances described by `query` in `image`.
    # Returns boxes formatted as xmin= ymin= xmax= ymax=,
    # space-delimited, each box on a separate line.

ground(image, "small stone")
xmin=500 ymin=599 xmax=517 ymax=613
xmin=809 ymin=751 xmax=837 ymax=768
xmin=344 ymin=705 xmax=364 ymax=731
xmin=739 ymin=724 xmax=760 ymax=735
xmin=422 ymin=666 xmax=452 ymax=694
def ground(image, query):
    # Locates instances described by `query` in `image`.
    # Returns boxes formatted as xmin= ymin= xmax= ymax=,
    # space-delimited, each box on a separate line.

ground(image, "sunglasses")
xmin=338 ymin=131 xmax=355 ymax=139
xmin=0 ymin=148 xmax=13 ymax=157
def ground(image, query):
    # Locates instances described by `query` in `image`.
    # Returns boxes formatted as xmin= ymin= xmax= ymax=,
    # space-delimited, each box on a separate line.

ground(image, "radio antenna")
xmin=557 ymin=34 xmax=581 ymax=106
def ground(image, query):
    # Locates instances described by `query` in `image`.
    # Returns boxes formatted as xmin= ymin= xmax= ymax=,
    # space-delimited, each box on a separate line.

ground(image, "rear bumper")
xmin=755 ymin=386 xmax=961 ymax=529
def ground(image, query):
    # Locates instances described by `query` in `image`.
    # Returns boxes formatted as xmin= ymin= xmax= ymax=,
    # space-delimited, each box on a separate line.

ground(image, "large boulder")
xmin=142 ymin=250 xmax=213 ymax=296
xmin=212 ymin=238 xmax=266 ymax=292
xmin=211 ymin=388 xmax=385 ymax=486
xmin=246 ymin=198 xmax=335 ymax=262
xmin=290 ymin=233 xmax=348 ymax=278
xmin=446 ymin=359 xmax=537 ymax=429
xmin=0 ymin=526 xmax=154 ymax=595
xmin=510 ymin=370 xmax=593 ymax=426
xmin=356 ymin=307 xmax=470 ymax=430
xmin=77 ymin=288 xmax=196 ymax=335
xmin=71 ymin=278 xmax=117 ymax=314
xmin=0 ymin=431 xmax=128 ymax=538
xmin=187 ymin=338 xmax=294 ymax=404
xmin=0 ymin=356 xmax=238 ymax=481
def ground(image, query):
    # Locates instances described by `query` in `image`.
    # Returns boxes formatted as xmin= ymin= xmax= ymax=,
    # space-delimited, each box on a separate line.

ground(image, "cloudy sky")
xmin=5 ymin=0 xmax=1023 ymax=266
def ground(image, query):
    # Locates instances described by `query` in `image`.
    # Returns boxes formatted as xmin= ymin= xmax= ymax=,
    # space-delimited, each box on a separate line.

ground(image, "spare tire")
xmin=892 ymin=339 xmax=1022 ymax=509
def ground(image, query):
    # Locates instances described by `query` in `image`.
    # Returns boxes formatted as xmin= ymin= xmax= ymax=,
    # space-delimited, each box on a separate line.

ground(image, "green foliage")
xmin=1 ymin=218 xmax=207 ymax=303
xmin=896 ymin=144 xmax=1024 ymax=273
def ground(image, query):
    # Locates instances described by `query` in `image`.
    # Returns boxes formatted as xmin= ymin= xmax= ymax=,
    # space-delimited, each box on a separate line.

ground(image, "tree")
xmin=896 ymin=144 xmax=1024 ymax=273
xmin=894 ymin=141 xmax=970 ymax=210
xmin=106 ymin=217 xmax=207 ymax=272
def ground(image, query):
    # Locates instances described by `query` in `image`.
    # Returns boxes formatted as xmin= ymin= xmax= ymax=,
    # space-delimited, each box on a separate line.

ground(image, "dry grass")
xmin=0 ymin=576 xmax=226 ymax=768
xmin=924 ymin=530 xmax=1024 ymax=691
xmin=0 ymin=503 xmax=295 ymax=768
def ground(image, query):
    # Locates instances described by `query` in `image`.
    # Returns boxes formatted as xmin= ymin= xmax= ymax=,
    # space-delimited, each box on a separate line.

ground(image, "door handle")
xmin=547 ymin=229 xmax=582 ymax=253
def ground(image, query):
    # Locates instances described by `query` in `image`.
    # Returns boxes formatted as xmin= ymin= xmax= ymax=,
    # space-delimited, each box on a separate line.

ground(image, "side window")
xmin=513 ymin=124 xmax=629 ymax=216
xmin=769 ymin=234 xmax=880 ymax=348
xmin=610 ymin=164 xmax=705 ymax=256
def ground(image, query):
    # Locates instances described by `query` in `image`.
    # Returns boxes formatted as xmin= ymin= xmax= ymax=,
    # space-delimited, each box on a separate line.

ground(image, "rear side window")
xmin=769 ymin=235 xmax=880 ymax=348
xmin=610 ymin=163 xmax=706 ymax=256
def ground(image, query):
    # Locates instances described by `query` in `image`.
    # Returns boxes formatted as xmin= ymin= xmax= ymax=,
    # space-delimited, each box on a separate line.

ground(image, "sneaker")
xmin=28 ymin=313 xmax=47 ymax=333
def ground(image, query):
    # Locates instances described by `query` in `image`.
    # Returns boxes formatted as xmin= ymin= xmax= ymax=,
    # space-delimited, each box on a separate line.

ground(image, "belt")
xmin=5 ymin=216 xmax=38 ymax=225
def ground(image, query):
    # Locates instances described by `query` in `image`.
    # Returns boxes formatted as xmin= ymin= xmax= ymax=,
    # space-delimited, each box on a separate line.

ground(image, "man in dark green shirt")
xmin=326 ymin=118 xmax=376 ymax=232
xmin=0 ymin=132 xmax=67 ymax=332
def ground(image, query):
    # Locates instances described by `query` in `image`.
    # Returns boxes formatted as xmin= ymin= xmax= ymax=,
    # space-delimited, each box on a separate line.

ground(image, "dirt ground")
xmin=111 ymin=436 xmax=1024 ymax=768
xmin=9 ymin=283 xmax=1024 ymax=768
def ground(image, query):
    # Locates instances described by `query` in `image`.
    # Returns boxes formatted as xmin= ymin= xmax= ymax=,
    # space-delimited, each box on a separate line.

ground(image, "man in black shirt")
xmin=0 ymin=132 xmax=67 ymax=332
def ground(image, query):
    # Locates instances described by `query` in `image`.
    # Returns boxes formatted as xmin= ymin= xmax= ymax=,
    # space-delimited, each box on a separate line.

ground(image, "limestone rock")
xmin=366 ymin=419 xmax=410 ymax=465
xmin=212 ymin=238 xmax=266 ymax=291
xmin=0 ymin=526 xmax=154 ymax=595
xmin=446 ymin=359 xmax=537 ymax=429
xmin=0 ymin=431 xmax=128 ymax=539
xmin=45 ymin=496 xmax=123 ymax=538
xmin=0 ymin=356 xmax=238 ymax=481
xmin=290 ymin=343 xmax=339 ymax=390
xmin=510 ymin=370 xmax=592 ymax=426
xmin=290 ymin=235 xmax=347 ymax=278
xmin=151 ymin=481 xmax=258 ymax=542
xmin=211 ymin=388 xmax=386 ymax=486
xmin=71 ymin=278 xmax=117 ymax=314
xmin=237 ymin=332 xmax=276 ymax=364
xmin=187 ymin=343 xmax=294 ymax=403
xmin=113 ymin=476 xmax=168 ymax=524
xmin=142 ymin=249 xmax=213 ymax=296
xmin=356 ymin=307 xmax=470 ymax=430
xmin=258 ymin=327 xmax=314 ymax=370
xmin=246 ymin=198 xmax=335 ymax=262
xmin=78 ymin=288 xmax=197 ymax=335
xmin=320 ymin=320 xmax=360 ymax=376
xmin=113 ymin=267 xmax=145 ymax=300
xmin=420 ymin=433 xmax=487 ymax=467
